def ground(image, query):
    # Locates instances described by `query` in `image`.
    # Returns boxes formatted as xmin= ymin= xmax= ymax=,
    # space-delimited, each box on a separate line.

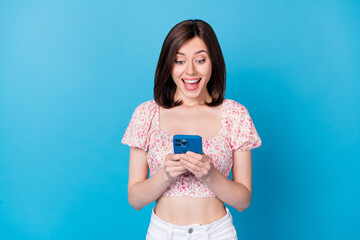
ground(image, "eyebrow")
xmin=176 ymin=50 xmax=208 ymax=56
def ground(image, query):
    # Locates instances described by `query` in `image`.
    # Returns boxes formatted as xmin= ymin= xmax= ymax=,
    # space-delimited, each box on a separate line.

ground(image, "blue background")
xmin=1 ymin=0 xmax=359 ymax=239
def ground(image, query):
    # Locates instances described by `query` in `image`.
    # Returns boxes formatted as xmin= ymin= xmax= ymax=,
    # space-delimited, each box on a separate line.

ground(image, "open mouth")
xmin=182 ymin=78 xmax=201 ymax=91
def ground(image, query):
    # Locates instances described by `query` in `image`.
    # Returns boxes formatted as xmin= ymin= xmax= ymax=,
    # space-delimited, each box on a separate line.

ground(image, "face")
xmin=171 ymin=37 xmax=212 ymax=103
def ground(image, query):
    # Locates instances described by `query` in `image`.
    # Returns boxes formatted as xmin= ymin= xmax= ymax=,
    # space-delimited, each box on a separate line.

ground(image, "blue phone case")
xmin=173 ymin=135 xmax=202 ymax=154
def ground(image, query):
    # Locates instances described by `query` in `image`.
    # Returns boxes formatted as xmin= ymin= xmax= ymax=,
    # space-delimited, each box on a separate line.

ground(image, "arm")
xmin=205 ymin=150 xmax=252 ymax=212
xmin=179 ymin=150 xmax=252 ymax=212
xmin=127 ymin=147 xmax=170 ymax=210
xmin=128 ymin=147 xmax=187 ymax=210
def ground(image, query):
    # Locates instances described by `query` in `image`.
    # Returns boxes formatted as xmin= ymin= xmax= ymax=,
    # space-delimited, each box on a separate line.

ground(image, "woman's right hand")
xmin=164 ymin=153 xmax=188 ymax=181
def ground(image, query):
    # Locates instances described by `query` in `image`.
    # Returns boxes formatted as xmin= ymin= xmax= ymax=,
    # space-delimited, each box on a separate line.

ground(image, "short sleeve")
xmin=121 ymin=101 xmax=155 ymax=151
xmin=229 ymin=103 xmax=262 ymax=151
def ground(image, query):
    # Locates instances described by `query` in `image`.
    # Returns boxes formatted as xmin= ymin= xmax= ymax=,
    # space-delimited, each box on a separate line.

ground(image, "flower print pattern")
xmin=226 ymin=100 xmax=262 ymax=151
xmin=121 ymin=99 xmax=262 ymax=198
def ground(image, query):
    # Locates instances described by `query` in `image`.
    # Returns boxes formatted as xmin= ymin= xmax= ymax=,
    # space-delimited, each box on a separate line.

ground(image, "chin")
xmin=181 ymin=89 xmax=206 ymax=100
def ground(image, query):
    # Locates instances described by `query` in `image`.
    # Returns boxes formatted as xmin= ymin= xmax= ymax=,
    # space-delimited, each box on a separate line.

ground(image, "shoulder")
xmin=223 ymin=99 xmax=249 ymax=117
xmin=133 ymin=100 xmax=158 ymax=115
xmin=122 ymin=100 xmax=157 ymax=151
xmin=135 ymin=99 xmax=157 ymax=110
xmin=128 ymin=100 xmax=158 ymax=123
xmin=224 ymin=99 xmax=262 ymax=151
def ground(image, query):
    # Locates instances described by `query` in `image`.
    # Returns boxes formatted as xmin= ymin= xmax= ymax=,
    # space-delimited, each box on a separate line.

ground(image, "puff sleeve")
xmin=229 ymin=102 xmax=262 ymax=151
xmin=121 ymin=101 xmax=155 ymax=151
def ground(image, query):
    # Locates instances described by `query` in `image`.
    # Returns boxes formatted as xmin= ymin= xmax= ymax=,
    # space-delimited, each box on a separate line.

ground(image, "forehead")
xmin=177 ymin=37 xmax=209 ymax=54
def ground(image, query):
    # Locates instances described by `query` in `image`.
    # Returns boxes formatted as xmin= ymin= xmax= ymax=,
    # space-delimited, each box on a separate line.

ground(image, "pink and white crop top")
xmin=121 ymin=99 xmax=261 ymax=198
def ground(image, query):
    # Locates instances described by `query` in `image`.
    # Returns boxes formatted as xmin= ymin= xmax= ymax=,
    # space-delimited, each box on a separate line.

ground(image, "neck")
xmin=175 ymin=93 xmax=212 ymax=107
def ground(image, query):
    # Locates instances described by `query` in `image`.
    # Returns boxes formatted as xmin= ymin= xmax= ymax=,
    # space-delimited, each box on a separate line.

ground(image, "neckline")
xmin=155 ymin=99 xmax=227 ymax=141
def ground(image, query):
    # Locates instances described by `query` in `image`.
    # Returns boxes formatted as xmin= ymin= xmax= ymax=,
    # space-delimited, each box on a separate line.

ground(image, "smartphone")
xmin=173 ymin=134 xmax=202 ymax=154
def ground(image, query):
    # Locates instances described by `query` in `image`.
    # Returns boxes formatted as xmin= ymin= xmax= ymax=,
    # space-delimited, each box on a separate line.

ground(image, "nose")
xmin=186 ymin=61 xmax=197 ymax=76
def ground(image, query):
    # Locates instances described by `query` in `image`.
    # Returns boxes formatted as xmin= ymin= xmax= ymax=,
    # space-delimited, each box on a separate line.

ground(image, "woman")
xmin=122 ymin=19 xmax=261 ymax=240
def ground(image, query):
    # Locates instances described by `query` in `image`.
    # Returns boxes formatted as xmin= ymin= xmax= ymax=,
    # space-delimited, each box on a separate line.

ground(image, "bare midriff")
xmin=155 ymin=196 xmax=227 ymax=225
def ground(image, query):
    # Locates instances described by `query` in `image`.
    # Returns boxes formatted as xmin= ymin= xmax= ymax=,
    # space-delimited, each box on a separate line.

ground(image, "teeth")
xmin=183 ymin=78 xmax=201 ymax=83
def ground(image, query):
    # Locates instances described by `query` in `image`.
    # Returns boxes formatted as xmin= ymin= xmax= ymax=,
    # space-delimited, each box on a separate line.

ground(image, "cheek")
xmin=198 ymin=65 xmax=212 ymax=78
xmin=171 ymin=66 xmax=184 ymax=79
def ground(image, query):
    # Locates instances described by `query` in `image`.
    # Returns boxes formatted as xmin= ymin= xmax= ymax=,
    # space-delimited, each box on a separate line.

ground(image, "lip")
xmin=181 ymin=78 xmax=201 ymax=91
xmin=182 ymin=78 xmax=201 ymax=84
xmin=182 ymin=78 xmax=201 ymax=80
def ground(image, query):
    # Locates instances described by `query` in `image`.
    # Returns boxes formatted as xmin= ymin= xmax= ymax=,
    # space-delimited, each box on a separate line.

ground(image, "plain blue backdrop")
xmin=1 ymin=0 xmax=359 ymax=239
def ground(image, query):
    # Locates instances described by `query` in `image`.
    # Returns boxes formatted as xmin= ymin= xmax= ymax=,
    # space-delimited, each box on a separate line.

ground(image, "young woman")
xmin=122 ymin=19 xmax=261 ymax=240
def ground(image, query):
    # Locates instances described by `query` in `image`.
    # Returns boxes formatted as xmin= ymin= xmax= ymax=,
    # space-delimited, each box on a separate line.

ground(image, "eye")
xmin=196 ymin=59 xmax=205 ymax=64
xmin=175 ymin=60 xmax=185 ymax=65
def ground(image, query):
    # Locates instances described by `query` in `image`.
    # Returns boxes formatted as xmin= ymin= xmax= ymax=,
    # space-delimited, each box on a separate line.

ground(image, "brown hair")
xmin=154 ymin=19 xmax=226 ymax=108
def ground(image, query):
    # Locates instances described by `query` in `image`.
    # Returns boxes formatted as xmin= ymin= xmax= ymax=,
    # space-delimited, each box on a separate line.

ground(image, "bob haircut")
xmin=154 ymin=19 xmax=226 ymax=108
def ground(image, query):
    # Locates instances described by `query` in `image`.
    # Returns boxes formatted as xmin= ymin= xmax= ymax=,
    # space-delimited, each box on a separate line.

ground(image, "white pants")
xmin=146 ymin=207 xmax=238 ymax=240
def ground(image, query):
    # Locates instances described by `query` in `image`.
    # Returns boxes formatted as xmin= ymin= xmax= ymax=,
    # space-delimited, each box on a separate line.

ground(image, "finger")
xmin=177 ymin=169 xmax=188 ymax=175
xmin=185 ymin=151 xmax=204 ymax=161
xmin=166 ymin=159 xmax=186 ymax=167
xmin=172 ymin=154 xmax=181 ymax=160
xmin=180 ymin=159 xmax=202 ymax=175
xmin=165 ymin=154 xmax=180 ymax=161
xmin=180 ymin=154 xmax=204 ymax=168
xmin=166 ymin=153 xmax=181 ymax=160
xmin=167 ymin=166 xmax=187 ymax=172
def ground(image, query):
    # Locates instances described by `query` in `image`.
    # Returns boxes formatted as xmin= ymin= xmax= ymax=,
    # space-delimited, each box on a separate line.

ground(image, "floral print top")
xmin=121 ymin=99 xmax=262 ymax=198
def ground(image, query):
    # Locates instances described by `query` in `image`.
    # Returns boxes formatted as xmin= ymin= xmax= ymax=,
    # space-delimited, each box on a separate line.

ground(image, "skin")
xmin=127 ymin=37 xmax=252 ymax=225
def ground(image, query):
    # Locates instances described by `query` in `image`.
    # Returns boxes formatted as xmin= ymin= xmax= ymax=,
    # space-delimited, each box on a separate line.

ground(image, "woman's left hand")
xmin=179 ymin=151 xmax=213 ymax=180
